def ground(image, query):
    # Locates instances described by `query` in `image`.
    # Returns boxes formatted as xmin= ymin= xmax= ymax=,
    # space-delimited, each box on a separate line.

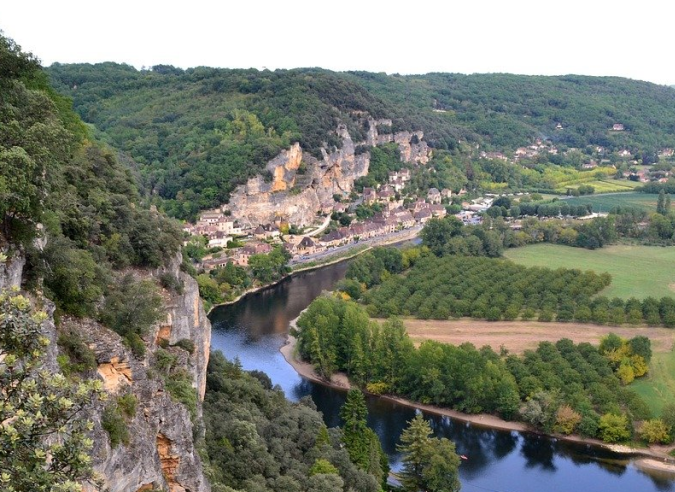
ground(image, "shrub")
xmin=165 ymin=369 xmax=198 ymax=420
xmin=102 ymin=404 xmax=130 ymax=448
xmin=124 ymin=332 xmax=146 ymax=358
xmin=160 ymin=272 xmax=184 ymax=294
xmin=553 ymin=405 xmax=582 ymax=435
xmin=173 ymin=338 xmax=196 ymax=354
xmin=99 ymin=275 xmax=163 ymax=338
xmin=365 ymin=382 xmax=389 ymax=395
xmin=639 ymin=419 xmax=672 ymax=444
xmin=598 ymin=413 xmax=631 ymax=443
xmin=57 ymin=330 xmax=97 ymax=375
xmin=117 ymin=394 xmax=138 ymax=418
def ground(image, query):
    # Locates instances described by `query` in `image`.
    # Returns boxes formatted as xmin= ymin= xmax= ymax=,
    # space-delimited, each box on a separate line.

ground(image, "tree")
xmin=397 ymin=414 xmax=461 ymax=492
xmin=597 ymin=413 xmax=631 ymax=443
xmin=421 ymin=217 xmax=463 ymax=256
xmin=639 ymin=419 xmax=672 ymax=444
xmin=657 ymin=189 xmax=668 ymax=215
xmin=554 ymin=405 xmax=582 ymax=435
xmin=340 ymin=390 xmax=388 ymax=486
xmin=0 ymin=289 xmax=104 ymax=491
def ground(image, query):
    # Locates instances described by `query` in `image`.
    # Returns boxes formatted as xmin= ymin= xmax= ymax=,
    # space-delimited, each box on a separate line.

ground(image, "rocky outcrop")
xmin=0 ymin=249 xmax=25 ymax=290
xmin=394 ymin=130 xmax=431 ymax=165
xmin=228 ymin=119 xmax=431 ymax=227
xmin=228 ymin=125 xmax=369 ymax=227
xmin=0 ymin=253 xmax=212 ymax=492
xmin=155 ymin=254 xmax=212 ymax=404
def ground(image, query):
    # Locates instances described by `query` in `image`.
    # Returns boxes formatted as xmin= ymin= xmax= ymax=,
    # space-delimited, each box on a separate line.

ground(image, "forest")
xmin=0 ymin=34 xmax=183 ymax=353
xmin=203 ymin=352 xmax=386 ymax=492
xmin=46 ymin=63 xmax=675 ymax=219
xmin=347 ymin=71 xmax=675 ymax=151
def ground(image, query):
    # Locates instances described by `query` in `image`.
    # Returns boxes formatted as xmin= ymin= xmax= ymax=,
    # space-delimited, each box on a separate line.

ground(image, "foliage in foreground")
xmin=0 ymin=289 xmax=104 ymax=491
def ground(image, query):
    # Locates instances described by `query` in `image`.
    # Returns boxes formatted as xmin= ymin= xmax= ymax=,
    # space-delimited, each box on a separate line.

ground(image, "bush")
xmin=102 ymin=403 xmax=130 ymax=448
xmin=99 ymin=274 xmax=163 ymax=338
xmin=117 ymin=394 xmax=138 ymax=418
xmin=639 ymin=419 xmax=672 ymax=444
xmin=160 ymin=272 xmax=184 ymax=294
xmin=598 ymin=413 xmax=631 ymax=443
xmin=173 ymin=338 xmax=196 ymax=354
xmin=365 ymin=382 xmax=390 ymax=395
xmin=124 ymin=332 xmax=146 ymax=358
xmin=165 ymin=370 xmax=198 ymax=421
xmin=57 ymin=330 xmax=97 ymax=375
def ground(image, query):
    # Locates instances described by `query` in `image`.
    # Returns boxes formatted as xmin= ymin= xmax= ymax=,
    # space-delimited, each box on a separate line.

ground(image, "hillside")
xmin=47 ymin=64 xmax=675 ymax=219
xmin=347 ymin=72 xmax=675 ymax=150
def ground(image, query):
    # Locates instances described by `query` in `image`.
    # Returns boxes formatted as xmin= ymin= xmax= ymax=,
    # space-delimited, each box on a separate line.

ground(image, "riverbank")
xmin=207 ymin=227 xmax=421 ymax=315
xmin=280 ymin=320 xmax=675 ymax=475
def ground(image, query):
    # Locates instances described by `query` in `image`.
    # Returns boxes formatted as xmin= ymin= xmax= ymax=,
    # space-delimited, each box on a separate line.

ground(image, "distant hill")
xmin=346 ymin=72 xmax=675 ymax=150
xmin=47 ymin=64 xmax=675 ymax=218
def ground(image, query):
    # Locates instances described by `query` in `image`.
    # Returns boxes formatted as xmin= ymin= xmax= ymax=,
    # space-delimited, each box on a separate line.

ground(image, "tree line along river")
xmin=209 ymin=260 xmax=675 ymax=492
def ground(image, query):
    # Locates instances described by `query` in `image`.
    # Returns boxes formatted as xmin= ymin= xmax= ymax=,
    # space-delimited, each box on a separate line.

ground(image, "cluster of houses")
xmin=183 ymin=212 xmax=243 ymax=249
xmin=188 ymin=176 xmax=462 ymax=270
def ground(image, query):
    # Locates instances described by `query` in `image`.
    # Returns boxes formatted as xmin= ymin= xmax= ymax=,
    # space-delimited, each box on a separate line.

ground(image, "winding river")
xmin=209 ymin=261 xmax=675 ymax=492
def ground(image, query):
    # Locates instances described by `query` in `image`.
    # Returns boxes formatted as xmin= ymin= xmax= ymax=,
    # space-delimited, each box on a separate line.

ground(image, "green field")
xmin=555 ymin=179 xmax=642 ymax=194
xmin=561 ymin=191 xmax=658 ymax=213
xmin=504 ymin=244 xmax=675 ymax=299
xmin=631 ymin=350 xmax=675 ymax=417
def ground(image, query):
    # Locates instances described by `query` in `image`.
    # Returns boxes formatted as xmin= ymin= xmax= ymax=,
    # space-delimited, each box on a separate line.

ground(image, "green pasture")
xmin=555 ymin=179 xmax=641 ymax=194
xmin=631 ymin=349 xmax=675 ymax=418
xmin=561 ymin=192 xmax=658 ymax=212
xmin=504 ymin=243 xmax=675 ymax=299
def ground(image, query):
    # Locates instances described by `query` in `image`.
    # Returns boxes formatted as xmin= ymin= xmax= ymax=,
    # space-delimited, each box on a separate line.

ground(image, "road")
xmin=289 ymin=225 xmax=422 ymax=266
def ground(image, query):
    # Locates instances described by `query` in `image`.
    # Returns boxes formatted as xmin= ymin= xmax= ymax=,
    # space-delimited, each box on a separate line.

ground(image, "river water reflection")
xmin=209 ymin=261 xmax=675 ymax=492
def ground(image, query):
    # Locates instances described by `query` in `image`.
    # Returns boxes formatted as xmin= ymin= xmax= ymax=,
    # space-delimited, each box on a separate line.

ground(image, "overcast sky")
xmin=3 ymin=1 xmax=674 ymax=85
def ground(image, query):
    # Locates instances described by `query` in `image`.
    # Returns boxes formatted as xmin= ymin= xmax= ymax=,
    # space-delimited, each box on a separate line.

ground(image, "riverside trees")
xmin=294 ymin=294 xmax=652 ymax=443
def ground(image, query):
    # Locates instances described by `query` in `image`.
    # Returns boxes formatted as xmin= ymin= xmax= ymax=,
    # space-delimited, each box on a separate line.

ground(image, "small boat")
xmin=460 ymin=455 xmax=468 ymax=460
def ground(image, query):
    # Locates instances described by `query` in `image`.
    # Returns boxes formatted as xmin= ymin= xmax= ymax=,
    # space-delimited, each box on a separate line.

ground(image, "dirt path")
xmin=395 ymin=319 xmax=675 ymax=354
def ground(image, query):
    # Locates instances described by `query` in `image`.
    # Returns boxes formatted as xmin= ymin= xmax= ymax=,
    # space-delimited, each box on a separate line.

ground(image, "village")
xmin=183 ymin=167 xmax=485 ymax=272
xmin=183 ymin=121 xmax=675 ymax=275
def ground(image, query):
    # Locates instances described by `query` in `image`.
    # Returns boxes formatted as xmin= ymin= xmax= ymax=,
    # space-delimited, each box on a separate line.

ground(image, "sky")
xmin=3 ymin=1 xmax=675 ymax=85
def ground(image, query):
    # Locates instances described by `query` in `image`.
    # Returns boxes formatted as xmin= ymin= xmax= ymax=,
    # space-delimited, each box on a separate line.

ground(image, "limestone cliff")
xmin=228 ymin=119 xmax=432 ymax=227
xmin=0 ymin=250 xmax=211 ymax=492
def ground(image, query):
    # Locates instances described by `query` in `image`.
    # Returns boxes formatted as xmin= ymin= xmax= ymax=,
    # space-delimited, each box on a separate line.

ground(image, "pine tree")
xmin=340 ymin=390 xmax=389 ymax=486
xmin=397 ymin=414 xmax=461 ymax=492
xmin=666 ymin=194 xmax=672 ymax=215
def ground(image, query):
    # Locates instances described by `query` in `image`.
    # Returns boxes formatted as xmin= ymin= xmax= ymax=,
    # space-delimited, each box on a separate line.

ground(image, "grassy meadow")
xmin=504 ymin=244 xmax=675 ymax=299
xmin=561 ymin=191 xmax=658 ymax=213
xmin=555 ymin=178 xmax=642 ymax=194
xmin=631 ymin=349 xmax=675 ymax=417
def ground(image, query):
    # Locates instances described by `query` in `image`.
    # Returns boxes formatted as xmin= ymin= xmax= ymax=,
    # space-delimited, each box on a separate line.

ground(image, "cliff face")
xmin=228 ymin=119 xmax=432 ymax=227
xmin=0 ymin=251 xmax=211 ymax=492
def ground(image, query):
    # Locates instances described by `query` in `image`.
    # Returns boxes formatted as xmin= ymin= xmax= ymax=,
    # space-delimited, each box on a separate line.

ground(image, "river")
xmin=209 ymin=261 xmax=675 ymax=492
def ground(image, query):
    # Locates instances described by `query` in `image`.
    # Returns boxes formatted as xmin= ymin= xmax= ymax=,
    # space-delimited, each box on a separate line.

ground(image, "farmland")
xmin=561 ymin=191 xmax=658 ymax=212
xmin=400 ymin=318 xmax=674 ymax=354
xmin=504 ymin=243 xmax=675 ymax=299
xmin=554 ymin=178 xmax=642 ymax=194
